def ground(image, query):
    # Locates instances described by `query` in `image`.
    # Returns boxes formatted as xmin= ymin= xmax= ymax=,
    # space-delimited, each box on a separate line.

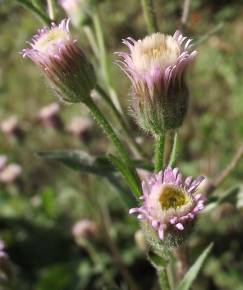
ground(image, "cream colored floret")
xmin=131 ymin=33 xmax=180 ymax=73
xmin=34 ymin=28 xmax=70 ymax=55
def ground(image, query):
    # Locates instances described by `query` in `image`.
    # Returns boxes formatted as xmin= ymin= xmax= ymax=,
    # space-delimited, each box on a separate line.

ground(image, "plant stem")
xmin=97 ymin=192 xmax=140 ymax=290
xmin=46 ymin=0 xmax=55 ymax=21
xmin=205 ymin=143 xmax=243 ymax=195
xmin=141 ymin=0 xmax=158 ymax=33
xmin=83 ymin=26 xmax=100 ymax=59
xmin=194 ymin=22 xmax=224 ymax=47
xmin=154 ymin=133 xmax=165 ymax=172
xmin=15 ymin=0 xmax=51 ymax=25
xmin=84 ymin=98 xmax=141 ymax=195
xmin=157 ymin=268 xmax=171 ymax=290
xmin=168 ymin=132 xmax=178 ymax=167
xmin=96 ymin=85 xmax=148 ymax=159
xmin=92 ymin=12 xmax=122 ymax=113
xmin=181 ymin=0 xmax=191 ymax=33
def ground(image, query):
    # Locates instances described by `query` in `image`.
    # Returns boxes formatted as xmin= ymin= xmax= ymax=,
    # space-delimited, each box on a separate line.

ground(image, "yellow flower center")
xmin=159 ymin=185 xmax=188 ymax=210
xmin=131 ymin=33 xmax=180 ymax=74
xmin=34 ymin=28 xmax=70 ymax=55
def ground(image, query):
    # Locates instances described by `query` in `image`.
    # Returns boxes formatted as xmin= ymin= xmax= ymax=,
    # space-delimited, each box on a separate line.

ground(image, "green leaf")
xmin=38 ymin=150 xmax=152 ymax=176
xmin=147 ymin=250 xmax=168 ymax=269
xmin=38 ymin=150 xmax=114 ymax=176
xmin=38 ymin=150 xmax=137 ymax=207
xmin=14 ymin=0 xmax=51 ymax=24
xmin=204 ymin=186 xmax=240 ymax=213
xmin=176 ymin=243 xmax=213 ymax=290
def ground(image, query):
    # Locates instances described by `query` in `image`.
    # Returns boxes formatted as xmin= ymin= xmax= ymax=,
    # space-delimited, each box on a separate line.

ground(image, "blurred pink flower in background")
xmin=38 ymin=102 xmax=64 ymax=130
xmin=72 ymin=219 xmax=98 ymax=246
xmin=0 ymin=116 xmax=24 ymax=141
xmin=67 ymin=117 xmax=93 ymax=142
xmin=0 ymin=164 xmax=22 ymax=185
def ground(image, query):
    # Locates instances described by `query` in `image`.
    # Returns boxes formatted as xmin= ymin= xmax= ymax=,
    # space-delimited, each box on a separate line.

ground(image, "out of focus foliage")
xmin=0 ymin=0 xmax=243 ymax=289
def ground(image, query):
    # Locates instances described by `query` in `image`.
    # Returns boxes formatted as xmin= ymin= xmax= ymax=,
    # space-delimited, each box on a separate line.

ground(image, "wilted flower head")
xmin=22 ymin=19 xmax=96 ymax=103
xmin=117 ymin=31 xmax=197 ymax=134
xmin=129 ymin=166 xmax=205 ymax=246
xmin=60 ymin=0 xmax=92 ymax=27
xmin=72 ymin=219 xmax=98 ymax=246
xmin=0 ymin=164 xmax=22 ymax=185
xmin=38 ymin=102 xmax=63 ymax=129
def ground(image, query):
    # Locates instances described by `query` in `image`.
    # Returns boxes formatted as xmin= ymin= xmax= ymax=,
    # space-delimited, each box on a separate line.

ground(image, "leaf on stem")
xmin=176 ymin=243 xmax=213 ymax=290
xmin=14 ymin=0 xmax=51 ymax=25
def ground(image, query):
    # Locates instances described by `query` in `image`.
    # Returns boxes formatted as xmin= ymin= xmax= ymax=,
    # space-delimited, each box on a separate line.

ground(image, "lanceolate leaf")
xmin=38 ymin=150 xmax=138 ymax=207
xmin=176 ymin=243 xmax=213 ymax=290
xmin=38 ymin=150 xmax=152 ymax=176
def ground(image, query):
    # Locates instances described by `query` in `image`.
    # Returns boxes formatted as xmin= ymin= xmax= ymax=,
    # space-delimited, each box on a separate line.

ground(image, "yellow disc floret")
xmin=159 ymin=185 xmax=188 ymax=210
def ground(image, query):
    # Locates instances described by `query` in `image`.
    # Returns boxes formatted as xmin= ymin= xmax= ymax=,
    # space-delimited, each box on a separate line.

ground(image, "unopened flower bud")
xmin=38 ymin=102 xmax=63 ymax=130
xmin=72 ymin=219 xmax=98 ymax=246
xmin=129 ymin=166 xmax=205 ymax=249
xmin=117 ymin=31 xmax=197 ymax=134
xmin=22 ymin=19 xmax=96 ymax=103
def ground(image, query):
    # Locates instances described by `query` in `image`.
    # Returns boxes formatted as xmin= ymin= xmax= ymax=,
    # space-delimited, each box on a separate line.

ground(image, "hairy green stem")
xmin=157 ymin=268 xmax=171 ymax=290
xmin=168 ymin=132 xmax=178 ymax=167
xmin=141 ymin=0 xmax=159 ymax=33
xmin=84 ymin=98 xmax=141 ymax=195
xmin=15 ymin=0 xmax=51 ymax=25
xmin=154 ymin=133 xmax=165 ymax=172
xmin=96 ymin=85 xmax=148 ymax=159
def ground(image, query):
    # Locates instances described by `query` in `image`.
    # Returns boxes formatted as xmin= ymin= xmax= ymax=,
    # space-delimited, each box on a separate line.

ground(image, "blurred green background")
xmin=0 ymin=0 xmax=243 ymax=289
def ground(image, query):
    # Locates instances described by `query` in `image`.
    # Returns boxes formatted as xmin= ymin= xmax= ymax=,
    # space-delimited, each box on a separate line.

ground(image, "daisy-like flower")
xmin=117 ymin=31 xmax=197 ymax=134
xmin=129 ymin=166 xmax=205 ymax=242
xmin=22 ymin=19 xmax=96 ymax=103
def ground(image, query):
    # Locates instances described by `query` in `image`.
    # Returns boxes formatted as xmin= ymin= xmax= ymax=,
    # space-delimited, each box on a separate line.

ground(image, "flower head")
xmin=22 ymin=19 xmax=96 ymax=103
xmin=117 ymin=31 xmax=197 ymax=134
xmin=129 ymin=166 xmax=205 ymax=245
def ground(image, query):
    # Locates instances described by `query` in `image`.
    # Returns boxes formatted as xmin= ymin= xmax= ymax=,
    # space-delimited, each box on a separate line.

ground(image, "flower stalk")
xmin=96 ymin=85 xmax=148 ymax=159
xmin=141 ymin=0 xmax=158 ymax=33
xmin=157 ymin=268 xmax=171 ymax=290
xmin=154 ymin=133 xmax=165 ymax=172
xmin=84 ymin=97 xmax=141 ymax=197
